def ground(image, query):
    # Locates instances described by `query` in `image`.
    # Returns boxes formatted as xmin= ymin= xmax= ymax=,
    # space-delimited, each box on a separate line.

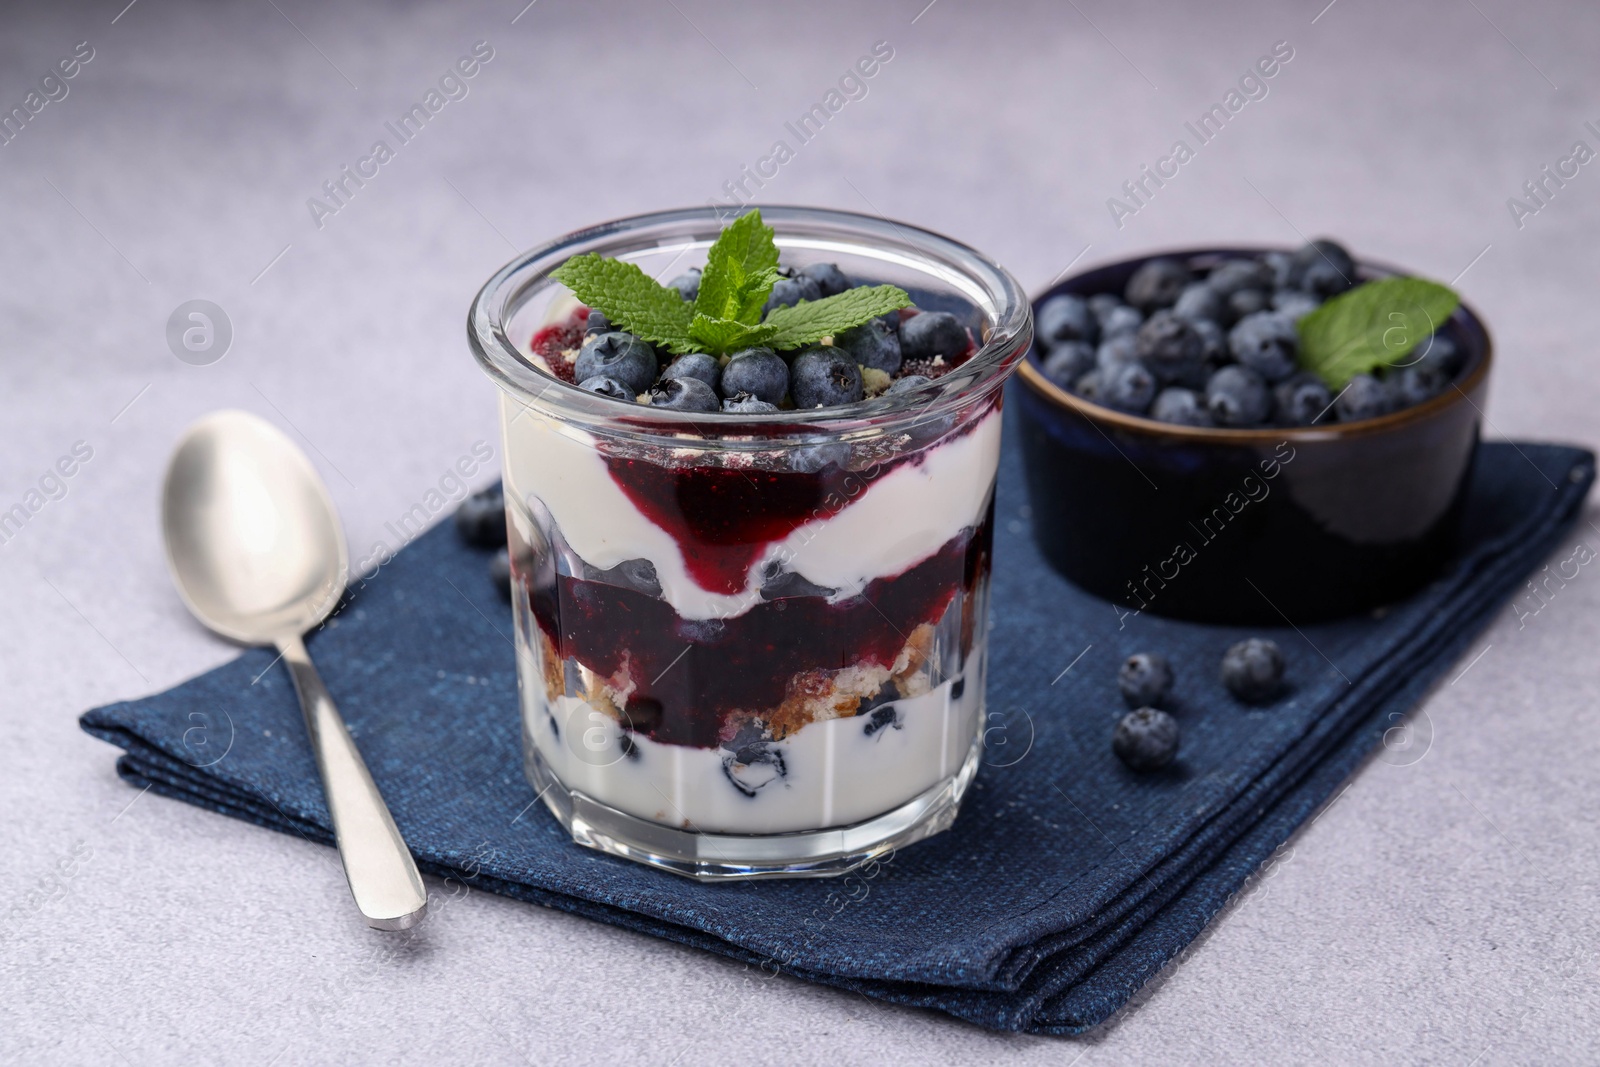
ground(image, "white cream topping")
xmin=500 ymin=393 xmax=1000 ymax=620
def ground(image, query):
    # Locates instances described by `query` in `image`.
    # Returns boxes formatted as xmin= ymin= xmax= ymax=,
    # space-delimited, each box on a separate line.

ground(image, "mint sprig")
xmin=764 ymin=285 xmax=912 ymax=350
xmin=1297 ymin=276 xmax=1460 ymax=389
xmin=694 ymin=211 xmax=781 ymax=325
xmin=549 ymin=254 xmax=696 ymax=354
xmin=689 ymin=314 xmax=777 ymax=353
xmin=550 ymin=208 xmax=912 ymax=359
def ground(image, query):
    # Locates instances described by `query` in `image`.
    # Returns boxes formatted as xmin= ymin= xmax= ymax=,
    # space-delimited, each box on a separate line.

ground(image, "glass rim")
xmin=467 ymin=204 xmax=1032 ymax=437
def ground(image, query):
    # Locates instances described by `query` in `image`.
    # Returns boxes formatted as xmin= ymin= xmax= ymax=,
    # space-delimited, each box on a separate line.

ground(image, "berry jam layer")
xmin=524 ymin=506 xmax=991 ymax=749
xmin=602 ymin=450 xmax=907 ymax=597
xmin=499 ymin=391 xmax=1003 ymax=622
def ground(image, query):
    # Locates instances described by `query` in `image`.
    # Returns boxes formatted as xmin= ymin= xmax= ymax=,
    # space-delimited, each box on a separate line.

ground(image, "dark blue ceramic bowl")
xmin=1015 ymin=247 xmax=1492 ymax=625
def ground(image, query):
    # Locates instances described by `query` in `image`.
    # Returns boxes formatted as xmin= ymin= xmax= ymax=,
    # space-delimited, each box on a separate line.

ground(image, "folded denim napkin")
xmin=81 ymin=425 xmax=1594 ymax=1035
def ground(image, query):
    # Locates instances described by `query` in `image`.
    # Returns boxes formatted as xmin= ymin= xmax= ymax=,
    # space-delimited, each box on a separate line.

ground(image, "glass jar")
xmin=469 ymin=206 xmax=1030 ymax=880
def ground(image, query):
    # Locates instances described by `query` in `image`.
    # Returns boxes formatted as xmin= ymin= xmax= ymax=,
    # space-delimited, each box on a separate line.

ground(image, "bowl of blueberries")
xmin=1015 ymin=240 xmax=1492 ymax=624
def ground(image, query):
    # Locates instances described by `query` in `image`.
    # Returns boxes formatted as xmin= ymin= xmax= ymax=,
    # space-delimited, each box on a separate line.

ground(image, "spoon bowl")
xmin=163 ymin=410 xmax=346 ymax=642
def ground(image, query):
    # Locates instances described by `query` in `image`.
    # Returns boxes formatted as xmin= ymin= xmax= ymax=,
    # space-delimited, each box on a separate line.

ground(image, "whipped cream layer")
xmin=500 ymin=392 xmax=1001 ymax=621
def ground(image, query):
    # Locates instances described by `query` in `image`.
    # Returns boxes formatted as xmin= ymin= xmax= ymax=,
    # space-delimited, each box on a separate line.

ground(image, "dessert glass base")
xmin=524 ymin=723 xmax=984 ymax=881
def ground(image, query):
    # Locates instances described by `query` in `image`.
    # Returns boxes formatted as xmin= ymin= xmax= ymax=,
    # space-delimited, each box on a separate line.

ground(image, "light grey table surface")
xmin=4 ymin=0 xmax=1598 ymax=1063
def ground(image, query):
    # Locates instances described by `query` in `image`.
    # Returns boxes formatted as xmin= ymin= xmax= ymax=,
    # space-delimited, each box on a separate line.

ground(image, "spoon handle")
xmin=278 ymin=634 xmax=428 ymax=930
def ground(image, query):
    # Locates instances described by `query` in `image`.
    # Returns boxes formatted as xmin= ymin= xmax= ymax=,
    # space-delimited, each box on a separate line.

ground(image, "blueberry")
xmin=834 ymin=317 xmax=902 ymax=373
xmin=1119 ymin=652 xmax=1174 ymax=707
xmin=1272 ymin=372 xmax=1333 ymax=426
xmin=760 ymin=563 xmax=835 ymax=599
xmin=586 ymin=557 xmax=662 ymax=596
xmin=789 ymin=439 xmax=850 ymax=473
xmin=721 ymin=394 xmax=779 ymax=414
xmin=669 ymin=268 xmax=702 ymax=301
xmin=1073 ymin=369 xmax=1104 ymax=402
xmin=1290 ymin=238 xmax=1355 ymax=278
xmin=1389 ymin=364 xmax=1447 ymax=407
xmin=899 ymin=311 xmax=969 ymax=362
xmin=1151 ymin=387 xmax=1214 ymax=427
xmin=1100 ymin=360 xmax=1157 ymax=414
xmin=1088 ymin=293 xmax=1121 ymax=320
xmin=1042 ymin=342 xmax=1096 ymax=390
xmin=862 ymin=706 xmax=903 ymax=738
xmin=661 ymin=352 xmax=721 ymax=392
xmin=790 ymin=346 xmax=864 ymax=408
xmin=1412 ymin=332 xmax=1464 ymax=376
xmin=489 ymin=546 xmax=512 ymax=600
xmin=455 ymin=486 xmax=506 ymax=548
xmin=1124 ymin=257 xmax=1193 ymax=311
xmin=575 ymin=332 xmax=657 ymax=395
xmin=1335 ymin=373 xmax=1395 ymax=422
xmin=578 ymin=375 xmax=635 ymax=401
xmin=1100 ymin=303 xmax=1144 ymax=338
xmin=1225 ymin=288 xmax=1270 ymax=325
xmin=1096 ymin=332 xmax=1139 ymax=372
xmin=1206 ymin=365 xmax=1271 ymax=427
xmin=1290 ymin=239 xmax=1355 ymax=296
xmin=1221 ymin=638 xmax=1285 ymax=703
xmin=722 ymin=742 xmax=787 ymax=796
xmin=647 ymin=376 xmax=720 ymax=412
xmin=1190 ymin=317 xmax=1227 ymax=362
xmin=1171 ymin=283 xmax=1224 ymax=325
xmin=1205 ymin=258 xmax=1272 ymax=297
xmin=799 ymin=262 xmax=849 ymax=297
xmin=1112 ymin=707 xmax=1179 ymax=771
xmin=720 ymin=347 xmax=788 ymax=404
xmin=886 ymin=374 xmax=933 ymax=395
xmin=584 ymin=309 xmax=610 ymax=334
xmin=1135 ymin=310 xmax=1206 ymax=385
xmin=1037 ymin=293 xmax=1099 ymax=347
xmin=1228 ymin=311 xmax=1299 ymax=382
xmin=1272 ymin=290 xmax=1322 ymax=321
xmin=1300 ymin=258 xmax=1355 ymax=299
xmin=1263 ymin=251 xmax=1296 ymax=290
xmin=764 ymin=275 xmax=822 ymax=313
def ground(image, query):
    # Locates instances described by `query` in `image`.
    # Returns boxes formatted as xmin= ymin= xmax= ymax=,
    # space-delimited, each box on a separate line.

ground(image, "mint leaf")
xmin=689 ymin=314 xmax=778 ymax=355
xmin=1297 ymin=277 xmax=1460 ymax=389
xmin=550 ymin=253 xmax=695 ymax=353
xmin=695 ymin=210 xmax=781 ymax=325
xmin=551 ymin=210 xmax=914 ymax=362
xmin=763 ymin=285 xmax=912 ymax=350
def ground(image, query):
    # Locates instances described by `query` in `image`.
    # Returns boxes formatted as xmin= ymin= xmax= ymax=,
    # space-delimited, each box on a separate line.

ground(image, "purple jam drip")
xmin=529 ymin=507 xmax=993 ymax=749
xmin=600 ymin=460 xmax=874 ymax=596
xmin=600 ymin=394 xmax=996 ymax=597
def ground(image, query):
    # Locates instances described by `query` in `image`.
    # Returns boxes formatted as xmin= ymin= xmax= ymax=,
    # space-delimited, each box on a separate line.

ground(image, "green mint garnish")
xmin=1297 ymin=276 xmax=1460 ymax=389
xmin=763 ymin=284 xmax=912 ymax=350
xmin=694 ymin=210 xmax=781 ymax=325
xmin=689 ymin=314 xmax=778 ymax=353
xmin=549 ymin=254 xmax=696 ymax=354
xmin=550 ymin=208 xmax=911 ymax=359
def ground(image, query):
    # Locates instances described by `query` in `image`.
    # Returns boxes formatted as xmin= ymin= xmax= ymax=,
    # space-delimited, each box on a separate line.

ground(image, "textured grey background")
xmin=3 ymin=0 xmax=1599 ymax=1063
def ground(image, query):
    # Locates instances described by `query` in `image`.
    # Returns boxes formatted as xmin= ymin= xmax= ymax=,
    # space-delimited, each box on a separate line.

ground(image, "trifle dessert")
xmin=468 ymin=208 xmax=1030 ymax=879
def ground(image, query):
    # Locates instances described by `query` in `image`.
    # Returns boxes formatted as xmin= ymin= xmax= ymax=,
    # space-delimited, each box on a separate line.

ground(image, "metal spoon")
xmin=161 ymin=409 xmax=427 ymax=930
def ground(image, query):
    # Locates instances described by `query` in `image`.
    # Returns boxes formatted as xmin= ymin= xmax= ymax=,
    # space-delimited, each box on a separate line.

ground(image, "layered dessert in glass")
xmin=468 ymin=207 xmax=1030 ymax=879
